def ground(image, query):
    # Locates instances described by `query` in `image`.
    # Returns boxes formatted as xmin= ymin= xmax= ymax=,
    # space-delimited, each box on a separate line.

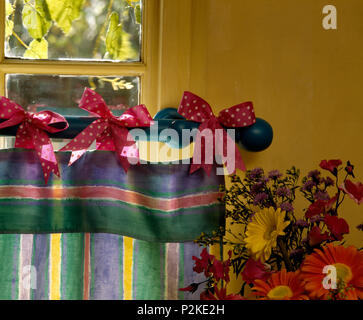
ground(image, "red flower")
xmin=305 ymin=194 xmax=338 ymax=219
xmin=319 ymin=159 xmax=342 ymax=175
xmin=308 ymin=226 xmax=331 ymax=246
xmin=211 ymin=252 xmax=231 ymax=283
xmin=242 ymin=258 xmax=271 ymax=284
xmin=305 ymin=200 xmax=326 ymax=219
xmin=200 ymin=287 xmax=246 ymax=300
xmin=179 ymin=283 xmax=199 ymax=293
xmin=340 ymin=179 xmax=363 ymax=205
xmin=200 ymin=290 xmax=217 ymax=300
xmin=325 ymin=215 xmax=349 ymax=240
xmin=325 ymin=193 xmax=338 ymax=210
xmin=192 ymin=248 xmax=214 ymax=277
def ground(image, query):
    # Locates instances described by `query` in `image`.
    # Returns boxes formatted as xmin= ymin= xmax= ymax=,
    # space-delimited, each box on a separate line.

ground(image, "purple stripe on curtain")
xmin=91 ymin=234 xmax=121 ymax=300
xmin=32 ymin=234 xmax=49 ymax=300
xmin=183 ymin=242 xmax=206 ymax=300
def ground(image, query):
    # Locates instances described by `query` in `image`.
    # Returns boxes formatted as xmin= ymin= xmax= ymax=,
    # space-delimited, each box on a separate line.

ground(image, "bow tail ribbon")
xmin=190 ymin=120 xmax=214 ymax=176
xmin=110 ymin=124 xmax=140 ymax=172
xmin=29 ymin=126 xmax=60 ymax=184
xmin=60 ymin=119 xmax=108 ymax=165
xmin=190 ymin=121 xmax=246 ymax=176
xmin=214 ymin=126 xmax=246 ymax=174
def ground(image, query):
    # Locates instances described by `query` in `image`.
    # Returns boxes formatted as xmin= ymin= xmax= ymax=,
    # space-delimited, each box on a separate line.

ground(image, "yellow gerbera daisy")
xmin=245 ymin=207 xmax=290 ymax=262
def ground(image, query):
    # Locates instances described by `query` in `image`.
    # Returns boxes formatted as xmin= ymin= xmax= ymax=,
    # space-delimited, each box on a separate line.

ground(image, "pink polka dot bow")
xmin=0 ymin=96 xmax=69 ymax=184
xmin=60 ymin=88 xmax=154 ymax=172
xmin=178 ymin=91 xmax=256 ymax=175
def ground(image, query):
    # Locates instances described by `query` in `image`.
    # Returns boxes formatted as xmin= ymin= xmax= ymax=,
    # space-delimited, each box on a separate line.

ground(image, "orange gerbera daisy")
xmin=300 ymin=244 xmax=363 ymax=300
xmin=252 ymin=269 xmax=308 ymax=300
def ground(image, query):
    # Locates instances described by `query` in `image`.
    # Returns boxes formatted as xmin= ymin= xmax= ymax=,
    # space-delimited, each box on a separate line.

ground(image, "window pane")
xmin=4 ymin=0 xmax=142 ymax=61
xmin=6 ymin=74 xmax=140 ymax=116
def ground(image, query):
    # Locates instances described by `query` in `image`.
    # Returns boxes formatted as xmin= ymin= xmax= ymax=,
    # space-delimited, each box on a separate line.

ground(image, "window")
xmin=1 ymin=0 xmax=193 ymax=155
xmin=0 ymin=0 xmax=162 ymax=149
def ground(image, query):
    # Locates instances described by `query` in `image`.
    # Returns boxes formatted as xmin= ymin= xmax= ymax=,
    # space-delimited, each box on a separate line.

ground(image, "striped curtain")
xmin=0 ymin=149 xmax=224 ymax=300
xmin=0 ymin=234 xmax=207 ymax=300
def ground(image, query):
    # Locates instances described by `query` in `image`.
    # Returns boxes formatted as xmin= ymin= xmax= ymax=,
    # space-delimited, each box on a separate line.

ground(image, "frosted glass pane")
xmin=6 ymin=74 xmax=140 ymax=116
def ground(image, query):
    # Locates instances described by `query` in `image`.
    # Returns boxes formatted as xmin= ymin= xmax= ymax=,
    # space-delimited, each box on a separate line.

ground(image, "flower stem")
xmin=277 ymin=238 xmax=293 ymax=271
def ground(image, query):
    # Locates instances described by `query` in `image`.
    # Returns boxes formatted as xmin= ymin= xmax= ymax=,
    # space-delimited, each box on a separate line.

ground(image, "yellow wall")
xmin=1 ymin=0 xmax=362 ymax=296
xmin=157 ymin=0 xmax=363 ymax=294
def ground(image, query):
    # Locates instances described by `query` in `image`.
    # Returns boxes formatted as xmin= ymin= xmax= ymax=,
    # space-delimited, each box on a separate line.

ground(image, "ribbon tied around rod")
xmin=178 ymin=91 xmax=256 ymax=175
xmin=60 ymin=88 xmax=154 ymax=172
xmin=0 ymin=96 xmax=69 ymax=184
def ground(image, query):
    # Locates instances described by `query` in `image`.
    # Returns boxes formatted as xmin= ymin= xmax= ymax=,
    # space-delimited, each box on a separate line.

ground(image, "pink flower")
xmin=242 ymin=258 xmax=271 ymax=284
xmin=319 ymin=159 xmax=342 ymax=175
xmin=325 ymin=215 xmax=349 ymax=240
xmin=340 ymin=179 xmax=363 ymax=205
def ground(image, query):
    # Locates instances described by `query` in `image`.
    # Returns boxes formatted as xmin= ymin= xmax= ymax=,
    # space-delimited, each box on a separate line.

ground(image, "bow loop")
xmin=217 ymin=102 xmax=255 ymax=128
xmin=113 ymin=104 xmax=154 ymax=127
xmin=178 ymin=91 xmax=214 ymax=122
xmin=0 ymin=96 xmax=69 ymax=184
xmin=79 ymin=87 xmax=113 ymax=118
xmin=0 ymin=96 xmax=25 ymax=118
xmin=61 ymin=88 xmax=153 ymax=172
xmin=0 ymin=97 xmax=25 ymax=129
xmin=30 ymin=110 xmax=69 ymax=133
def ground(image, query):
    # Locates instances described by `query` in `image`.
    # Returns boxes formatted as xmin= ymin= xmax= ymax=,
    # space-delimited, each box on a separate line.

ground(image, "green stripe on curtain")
xmin=133 ymin=240 xmax=163 ymax=300
xmin=0 ymin=235 xmax=18 ymax=299
xmin=61 ymin=234 xmax=84 ymax=300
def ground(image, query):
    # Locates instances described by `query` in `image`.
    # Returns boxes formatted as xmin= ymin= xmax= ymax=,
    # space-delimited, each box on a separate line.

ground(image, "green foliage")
xmin=105 ymin=11 xmax=138 ymax=60
xmin=45 ymin=0 xmax=84 ymax=35
xmin=22 ymin=0 xmax=52 ymax=39
xmin=5 ymin=0 xmax=14 ymax=38
xmin=134 ymin=5 xmax=141 ymax=24
xmin=24 ymin=38 xmax=48 ymax=59
xmin=105 ymin=11 xmax=123 ymax=59
xmin=6 ymin=0 xmax=14 ymax=16
xmin=5 ymin=0 xmax=141 ymax=62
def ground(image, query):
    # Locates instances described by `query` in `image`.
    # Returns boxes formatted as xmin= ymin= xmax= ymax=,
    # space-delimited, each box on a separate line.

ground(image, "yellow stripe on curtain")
xmin=123 ymin=237 xmax=134 ymax=300
xmin=49 ymin=234 xmax=62 ymax=300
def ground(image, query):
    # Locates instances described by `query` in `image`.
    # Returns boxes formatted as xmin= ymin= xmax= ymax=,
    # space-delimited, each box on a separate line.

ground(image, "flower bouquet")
xmin=180 ymin=160 xmax=363 ymax=300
